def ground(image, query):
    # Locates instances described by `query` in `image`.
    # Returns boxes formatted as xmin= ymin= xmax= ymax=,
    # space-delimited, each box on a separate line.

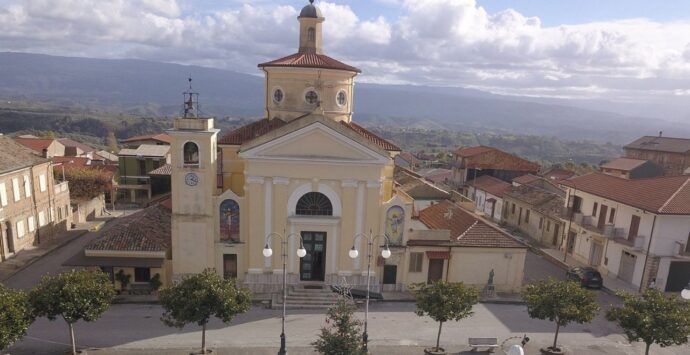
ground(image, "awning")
xmin=64 ymin=251 xmax=164 ymax=268
xmin=426 ymin=251 xmax=451 ymax=259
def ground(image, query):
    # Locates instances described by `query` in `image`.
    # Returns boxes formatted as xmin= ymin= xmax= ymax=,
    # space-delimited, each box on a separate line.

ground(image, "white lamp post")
xmin=349 ymin=231 xmax=391 ymax=352
xmin=681 ymin=282 xmax=690 ymax=300
xmin=263 ymin=232 xmax=307 ymax=355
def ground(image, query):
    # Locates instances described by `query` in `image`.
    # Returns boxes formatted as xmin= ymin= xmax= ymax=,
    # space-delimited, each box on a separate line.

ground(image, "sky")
xmin=1 ymin=0 xmax=690 ymax=119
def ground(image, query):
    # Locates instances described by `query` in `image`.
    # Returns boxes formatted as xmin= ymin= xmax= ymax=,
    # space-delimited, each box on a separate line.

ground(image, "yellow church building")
xmin=167 ymin=0 xmax=526 ymax=294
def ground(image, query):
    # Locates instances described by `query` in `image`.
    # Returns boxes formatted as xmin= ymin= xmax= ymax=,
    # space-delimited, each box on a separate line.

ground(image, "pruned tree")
xmin=606 ymin=289 xmax=690 ymax=355
xmin=29 ymin=269 xmax=116 ymax=355
xmin=412 ymin=281 xmax=480 ymax=353
xmin=0 ymin=284 xmax=35 ymax=350
xmin=523 ymin=278 xmax=599 ymax=353
xmin=312 ymin=298 xmax=365 ymax=355
xmin=159 ymin=269 xmax=251 ymax=354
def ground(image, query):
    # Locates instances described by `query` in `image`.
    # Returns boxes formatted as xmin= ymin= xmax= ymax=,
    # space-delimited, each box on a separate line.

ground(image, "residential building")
xmin=502 ymin=185 xmax=565 ymax=248
xmin=417 ymin=168 xmax=453 ymax=186
xmin=116 ymin=145 xmax=171 ymax=203
xmin=13 ymin=137 xmax=66 ymax=158
xmin=407 ymin=200 xmax=527 ymax=292
xmin=624 ymin=135 xmax=690 ymax=176
xmin=94 ymin=150 xmax=119 ymax=165
xmin=395 ymin=170 xmax=450 ymax=212
xmin=466 ymin=175 xmax=511 ymax=222
xmin=58 ymin=138 xmax=95 ymax=158
xmin=0 ymin=135 xmax=71 ymax=262
xmin=600 ymin=158 xmax=663 ymax=179
xmin=561 ymin=173 xmax=690 ymax=292
xmin=451 ymin=146 xmax=540 ymax=194
xmin=121 ymin=133 xmax=172 ymax=148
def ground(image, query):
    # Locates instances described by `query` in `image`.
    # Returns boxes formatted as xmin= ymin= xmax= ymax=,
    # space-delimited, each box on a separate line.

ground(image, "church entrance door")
xmin=300 ymin=231 xmax=326 ymax=282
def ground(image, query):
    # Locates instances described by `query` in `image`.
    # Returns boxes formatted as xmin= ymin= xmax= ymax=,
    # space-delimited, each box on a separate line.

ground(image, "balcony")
xmin=613 ymin=235 xmax=646 ymax=250
xmin=54 ymin=181 xmax=69 ymax=196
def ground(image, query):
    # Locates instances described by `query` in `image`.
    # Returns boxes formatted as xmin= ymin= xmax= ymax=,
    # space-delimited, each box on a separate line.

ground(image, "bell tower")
xmin=168 ymin=79 xmax=220 ymax=280
xmin=298 ymin=0 xmax=324 ymax=54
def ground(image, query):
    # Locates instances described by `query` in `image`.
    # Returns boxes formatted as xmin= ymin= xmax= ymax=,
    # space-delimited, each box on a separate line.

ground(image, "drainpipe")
xmin=639 ymin=214 xmax=658 ymax=293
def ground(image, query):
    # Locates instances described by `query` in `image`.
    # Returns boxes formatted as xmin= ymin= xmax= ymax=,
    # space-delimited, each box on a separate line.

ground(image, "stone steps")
xmin=273 ymin=285 xmax=342 ymax=309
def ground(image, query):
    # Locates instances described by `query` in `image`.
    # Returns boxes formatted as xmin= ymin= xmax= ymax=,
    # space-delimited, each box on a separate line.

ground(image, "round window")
xmin=273 ymin=88 xmax=284 ymax=104
xmin=305 ymin=90 xmax=319 ymax=105
xmin=336 ymin=90 xmax=347 ymax=107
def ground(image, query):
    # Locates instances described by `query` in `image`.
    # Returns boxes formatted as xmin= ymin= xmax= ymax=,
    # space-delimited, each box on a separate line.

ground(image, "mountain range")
xmin=1 ymin=51 xmax=688 ymax=144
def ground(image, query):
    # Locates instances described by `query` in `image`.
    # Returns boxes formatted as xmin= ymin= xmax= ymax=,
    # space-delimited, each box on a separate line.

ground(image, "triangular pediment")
xmin=239 ymin=116 xmax=390 ymax=164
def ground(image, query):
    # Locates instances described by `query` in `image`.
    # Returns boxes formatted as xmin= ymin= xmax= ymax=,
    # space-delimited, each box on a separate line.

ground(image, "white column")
xmin=330 ymin=224 xmax=338 ymax=274
xmin=264 ymin=178 xmax=273 ymax=269
xmin=354 ymin=181 xmax=365 ymax=270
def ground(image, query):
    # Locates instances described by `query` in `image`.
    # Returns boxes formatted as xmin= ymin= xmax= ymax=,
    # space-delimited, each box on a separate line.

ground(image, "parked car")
xmin=566 ymin=267 xmax=603 ymax=289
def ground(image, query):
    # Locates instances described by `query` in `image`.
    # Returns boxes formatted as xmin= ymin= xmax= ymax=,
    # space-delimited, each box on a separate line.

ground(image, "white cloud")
xmin=0 ymin=0 xmax=689 ymax=110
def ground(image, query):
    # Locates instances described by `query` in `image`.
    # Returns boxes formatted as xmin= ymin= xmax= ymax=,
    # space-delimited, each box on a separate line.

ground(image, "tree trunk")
xmin=645 ymin=342 xmax=651 ymax=355
xmin=68 ymin=322 xmax=76 ymax=355
xmin=201 ymin=323 xmax=206 ymax=354
xmin=552 ymin=322 xmax=560 ymax=350
xmin=435 ymin=321 xmax=444 ymax=352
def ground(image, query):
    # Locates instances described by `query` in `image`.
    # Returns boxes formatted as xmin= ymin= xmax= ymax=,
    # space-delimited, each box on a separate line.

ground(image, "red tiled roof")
xmin=0 ymin=136 xmax=49 ymax=173
xmin=86 ymin=203 xmax=171 ymax=253
xmin=148 ymin=164 xmax=172 ymax=176
xmin=542 ymin=168 xmax=576 ymax=182
xmin=218 ymin=118 xmax=400 ymax=151
xmin=259 ymin=52 xmax=361 ymax=73
xmin=561 ymin=173 xmax=690 ymax=215
xmin=624 ymin=136 xmax=690 ymax=154
xmin=398 ymin=151 xmax=421 ymax=164
xmin=13 ymin=137 xmax=56 ymax=153
xmin=122 ymin=133 xmax=171 ymax=144
xmin=513 ymin=174 xmax=542 ymax=185
xmin=455 ymin=146 xmax=540 ymax=172
xmin=414 ymin=200 xmax=525 ymax=248
xmin=600 ymin=158 xmax=647 ymax=171
xmin=469 ymin=175 xmax=512 ymax=197
xmin=342 ymin=121 xmax=400 ymax=151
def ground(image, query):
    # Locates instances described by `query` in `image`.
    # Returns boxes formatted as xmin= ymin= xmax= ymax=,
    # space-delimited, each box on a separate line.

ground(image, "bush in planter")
xmin=115 ymin=270 xmax=131 ymax=292
xmin=411 ymin=281 xmax=480 ymax=354
xmin=149 ymin=273 xmax=162 ymax=292
xmin=523 ymin=278 xmax=599 ymax=353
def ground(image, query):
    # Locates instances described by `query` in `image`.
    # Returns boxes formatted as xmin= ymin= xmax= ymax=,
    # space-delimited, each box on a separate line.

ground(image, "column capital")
xmin=341 ymin=179 xmax=358 ymax=188
xmin=273 ymin=177 xmax=290 ymax=185
xmin=246 ymin=175 xmax=265 ymax=184
xmin=366 ymin=180 xmax=382 ymax=189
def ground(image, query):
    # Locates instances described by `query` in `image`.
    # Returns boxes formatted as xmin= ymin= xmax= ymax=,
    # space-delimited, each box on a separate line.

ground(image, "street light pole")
xmin=263 ymin=232 xmax=307 ymax=355
xmin=349 ymin=230 xmax=391 ymax=352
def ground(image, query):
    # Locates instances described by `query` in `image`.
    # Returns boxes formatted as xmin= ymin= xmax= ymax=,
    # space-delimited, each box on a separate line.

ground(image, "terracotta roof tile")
xmin=600 ymin=158 xmax=648 ymax=171
xmin=454 ymin=146 xmax=540 ymax=172
xmin=121 ymin=133 xmax=171 ymax=144
xmin=512 ymin=174 xmax=542 ymax=185
xmin=624 ymin=136 xmax=690 ymax=153
xmin=0 ymin=136 xmax=49 ymax=173
xmin=504 ymin=185 xmax=565 ymax=218
xmin=52 ymin=156 xmax=91 ymax=167
xmin=413 ymin=200 xmax=525 ymax=248
xmin=148 ymin=164 xmax=172 ymax=176
xmin=469 ymin=175 xmax=512 ymax=197
xmin=259 ymin=52 xmax=361 ymax=73
xmin=541 ymin=168 xmax=576 ymax=182
xmin=13 ymin=137 xmax=57 ymax=153
xmin=86 ymin=202 xmax=171 ymax=253
xmin=561 ymin=173 xmax=690 ymax=215
xmin=219 ymin=118 xmax=400 ymax=152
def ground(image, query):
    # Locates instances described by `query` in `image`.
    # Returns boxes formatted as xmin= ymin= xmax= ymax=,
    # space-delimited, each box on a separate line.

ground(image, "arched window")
xmin=307 ymin=27 xmax=316 ymax=42
xmin=296 ymin=192 xmax=332 ymax=216
xmin=183 ymin=142 xmax=199 ymax=166
xmin=220 ymin=199 xmax=240 ymax=242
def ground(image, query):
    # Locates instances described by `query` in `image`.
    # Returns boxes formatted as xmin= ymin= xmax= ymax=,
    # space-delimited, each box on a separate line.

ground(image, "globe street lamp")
xmin=681 ymin=282 xmax=690 ymax=300
xmin=349 ymin=231 xmax=391 ymax=352
xmin=263 ymin=232 xmax=307 ymax=355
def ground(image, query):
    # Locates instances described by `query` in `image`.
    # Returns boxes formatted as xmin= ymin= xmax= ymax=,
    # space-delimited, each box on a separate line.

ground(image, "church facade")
xmin=167 ymin=1 xmax=526 ymax=293
xmin=168 ymin=1 xmax=411 ymax=292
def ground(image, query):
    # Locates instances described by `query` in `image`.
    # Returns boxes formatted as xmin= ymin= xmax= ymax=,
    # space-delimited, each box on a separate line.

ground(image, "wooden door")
xmin=223 ymin=254 xmax=238 ymax=279
xmin=597 ymin=205 xmax=608 ymax=229
xmin=628 ymin=215 xmax=641 ymax=240
xmin=427 ymin=259 xmax=444 ymax=284
xmin=552 ymin=223 xmax=560 ymax=246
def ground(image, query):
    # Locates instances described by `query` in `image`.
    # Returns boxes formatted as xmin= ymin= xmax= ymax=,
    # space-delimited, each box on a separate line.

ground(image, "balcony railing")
xmin=54 ymin=181 xmax=69 ymax=195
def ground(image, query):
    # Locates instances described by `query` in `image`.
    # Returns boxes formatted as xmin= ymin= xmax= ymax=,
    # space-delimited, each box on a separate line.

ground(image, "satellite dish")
xmin=506 ymin=345 xmax=524 ymax=355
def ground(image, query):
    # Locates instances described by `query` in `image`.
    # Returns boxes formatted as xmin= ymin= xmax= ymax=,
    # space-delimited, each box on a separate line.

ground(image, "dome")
xmin=299 ymin=1 xmax=322 ymax=19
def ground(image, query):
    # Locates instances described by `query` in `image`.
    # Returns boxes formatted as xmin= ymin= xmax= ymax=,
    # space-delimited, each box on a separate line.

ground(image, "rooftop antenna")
xmin=183 ymin=75 xmax=200 ymax=119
